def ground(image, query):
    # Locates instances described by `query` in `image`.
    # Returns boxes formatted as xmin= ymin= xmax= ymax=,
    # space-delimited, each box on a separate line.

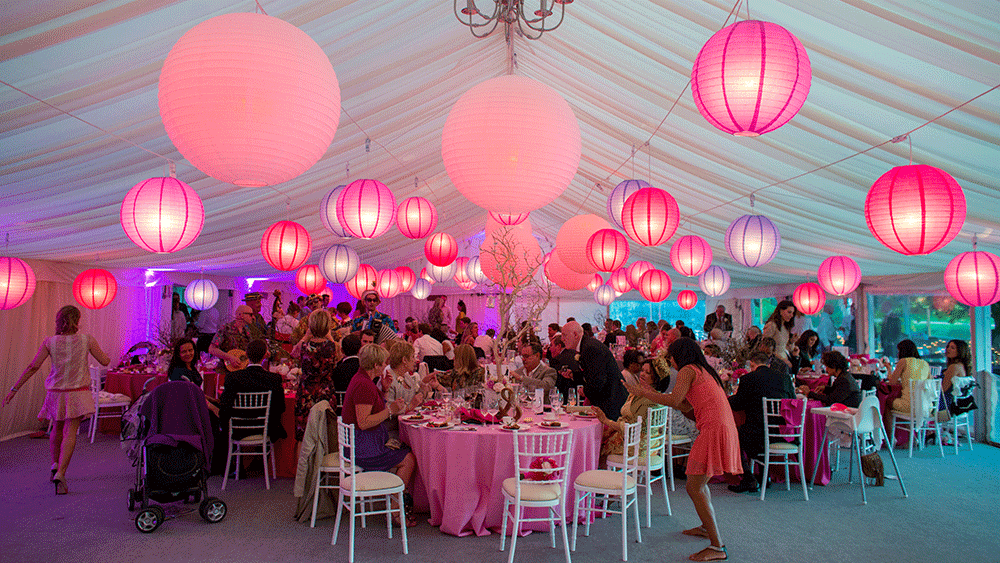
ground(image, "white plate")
xmin=402 ymin=415 xmax=427 ymax=422
xmin=498 ymin=425 xmax=524 ymax=432
xmin=536 ymin=421 xmax=566 ymax=429
xmin=422 ymin=421 xmax=454 ymax=429
xmin=573 ymin=412 xmax=597 ymax=419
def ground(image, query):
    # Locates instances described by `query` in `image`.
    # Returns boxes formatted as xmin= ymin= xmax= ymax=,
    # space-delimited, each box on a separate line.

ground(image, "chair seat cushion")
xmin=321 ymin=452 xmax=340 ymax=467
xmin=767 ymin=442 xmax=800 ymax=453
xmin=502 ymin=478 xmax=562 ymax=501
xmin=342 ymin=471 xmax=403 ymax=492
xmin=606 ymin=453 xmax=664 ymax=468
xmin=237 ymin=434 xmax=267 ymax=444
xmin=574 ymin=469 xmax=636 ymax=491
xmin=669 ymin=434 xmax=692 ymax=443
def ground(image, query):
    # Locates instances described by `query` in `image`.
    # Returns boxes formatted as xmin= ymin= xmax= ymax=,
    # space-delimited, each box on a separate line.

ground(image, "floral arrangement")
xmin=527 ymin=457 xmax=558 ymax=481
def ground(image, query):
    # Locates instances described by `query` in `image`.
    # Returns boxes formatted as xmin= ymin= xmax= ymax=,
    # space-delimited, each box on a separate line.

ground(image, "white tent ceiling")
xmin=2 ymin=0 xmax=998 ymax=293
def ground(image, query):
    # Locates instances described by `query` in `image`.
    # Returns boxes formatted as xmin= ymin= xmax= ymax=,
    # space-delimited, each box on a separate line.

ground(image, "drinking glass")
xmin=550 ymin=391 xmax=563 ymax=414
xmin=567 ymin=388 xmax=577 ymax=407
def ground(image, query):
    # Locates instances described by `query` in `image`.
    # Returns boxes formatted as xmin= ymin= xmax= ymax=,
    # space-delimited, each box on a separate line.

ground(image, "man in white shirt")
xmin=513 ymin=341 xmax=557 ymax=394
xmin=195 ymin=305 xmax=220 ymax=355
xmin=473 ymin=325 xmax=495 ymax=360
xmin=413 ymin=323 xmax=443 ymax=361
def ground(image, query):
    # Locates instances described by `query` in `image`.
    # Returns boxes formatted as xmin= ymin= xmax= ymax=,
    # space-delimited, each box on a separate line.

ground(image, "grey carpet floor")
xmin=1 ymin=432 xmax=996 ymax=563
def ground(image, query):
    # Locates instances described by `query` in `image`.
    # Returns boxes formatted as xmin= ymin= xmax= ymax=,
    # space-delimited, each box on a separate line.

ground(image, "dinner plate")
xmin=402 ymin=414 xmax=427 ymax=422
xmin=536 ymin=420 xmax=566 ymax=429
xmin=422 ymin=421 xmax=454 ymax=429
xmin=573 ymin=412 xmax=597 ymax=419
xmin=498 ymin=425 xmax=524 ymax=432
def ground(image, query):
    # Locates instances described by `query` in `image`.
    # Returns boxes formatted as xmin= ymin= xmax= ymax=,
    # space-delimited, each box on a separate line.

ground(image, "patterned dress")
xmin=295 ymin=339 xmax=338 ymax=441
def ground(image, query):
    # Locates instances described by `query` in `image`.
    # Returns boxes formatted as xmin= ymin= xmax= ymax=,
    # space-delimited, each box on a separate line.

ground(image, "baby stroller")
xmin=123 ymin=380 xmax=227 ymax=533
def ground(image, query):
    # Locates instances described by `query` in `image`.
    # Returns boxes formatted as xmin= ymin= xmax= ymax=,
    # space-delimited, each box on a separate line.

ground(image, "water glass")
xmin=567 ymin=388 xmax=577 ymax=407
xmin=550 ymin=391 xmax=563 ymax=413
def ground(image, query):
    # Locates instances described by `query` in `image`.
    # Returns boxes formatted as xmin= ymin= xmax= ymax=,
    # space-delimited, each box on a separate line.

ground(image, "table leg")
xmin=810 ymin=428 xmax=827 ymax=488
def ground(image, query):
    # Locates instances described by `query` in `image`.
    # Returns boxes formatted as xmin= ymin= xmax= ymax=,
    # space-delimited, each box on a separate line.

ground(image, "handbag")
xmin=950 ymin=394 xmax=977 ymax=415
xmin=860 ymin=452 xmax=885 ymax=487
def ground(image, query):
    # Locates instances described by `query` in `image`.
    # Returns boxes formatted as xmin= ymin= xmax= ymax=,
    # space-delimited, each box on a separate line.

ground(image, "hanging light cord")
xmin=341 ymin=106 xmax=439 ymax=198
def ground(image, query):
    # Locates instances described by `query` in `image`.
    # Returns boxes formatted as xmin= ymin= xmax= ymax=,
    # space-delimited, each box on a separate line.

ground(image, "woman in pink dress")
xmin=623 ymin=337 xmax=740 ymax=562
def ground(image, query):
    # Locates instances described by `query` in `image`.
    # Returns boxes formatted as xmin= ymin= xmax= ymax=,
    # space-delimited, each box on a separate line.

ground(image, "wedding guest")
xmin=620 ymin=349 xmax=645 ymax=388
xmin=382 ymin=341 xmax=429 ymax=413
xmin=561 ymin=321 xmax=628 ymax=422
xmin=789 ymin=330 xmax=820 ymax=373
xmin=437 ymin=344 xmax=484 ymax=391
xmin=413 ymin=323 xmax=443 ymax=362
xmin=592 ymin=357 xmax=660 ymax=466
xmin=331 ymin=333 xmax=362 ymax=393
xmin=208 ymin=304 xmax=254 ymax=375
xmin=4 ymin=305 xmax=110 ymax=495
xmin=294 ymin=310 xmax=339 ymax=445
xmin=885 ymin=339 xmax=930 ymax=413
xmin=703 ymin=305 xmax=733 ymax=334
xmin=762 ymin=300 xmax=797 ymax=368
xmin=942 ymin=339 xmax=972 ymax=411
xmin=168 ymin=337 xmax=204 ymax=387
xmin=219 ymin=339 xmax=286 ymax=443
xmin=512 ymin=341 xmax=557 ymax=394
xmin=195 ymin=303 xmax=221 ymax=355
xmin=756 ymin=337 xmax=790 ymax=379
xmin=798 ymin=351 xmax=861 ymax=408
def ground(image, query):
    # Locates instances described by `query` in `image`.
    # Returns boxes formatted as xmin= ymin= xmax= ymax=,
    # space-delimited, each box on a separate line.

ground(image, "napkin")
xmin=457 ymin=407 xmax=499 ymax=425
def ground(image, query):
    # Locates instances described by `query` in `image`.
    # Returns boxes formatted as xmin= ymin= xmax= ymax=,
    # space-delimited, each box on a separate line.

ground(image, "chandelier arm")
xmin=454 ymin=0 xmax=502 ymax=27
xmin=471 ymin=18 xmax=502 ymax=38
xmin=521 ymin=4 xmax=565 ymax=33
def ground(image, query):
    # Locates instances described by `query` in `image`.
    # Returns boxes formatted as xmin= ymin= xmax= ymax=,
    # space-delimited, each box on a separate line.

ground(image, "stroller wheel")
xmin=135 ymin=506 xmax=164 ymax=533
xmin=199 ymin=497 xmax=227 ymax=523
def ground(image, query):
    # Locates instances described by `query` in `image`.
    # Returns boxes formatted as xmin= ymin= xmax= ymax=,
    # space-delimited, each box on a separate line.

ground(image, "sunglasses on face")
xmin=365 ymin=298 xmax=379 ymax=303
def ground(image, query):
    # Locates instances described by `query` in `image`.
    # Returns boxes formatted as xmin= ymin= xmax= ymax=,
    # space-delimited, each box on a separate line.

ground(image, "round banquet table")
xmin=399 ymin=411 xmax=601 ymax=537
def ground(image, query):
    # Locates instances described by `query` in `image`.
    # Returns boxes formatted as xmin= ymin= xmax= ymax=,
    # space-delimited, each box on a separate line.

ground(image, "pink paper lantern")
xmin=377 ymin=269 xmax=403 ymax=299
xmin=670 ymin=235 xmax=713 ymax=277
xmin=793 ymin=282 xmax=826 ymax=316
xmin=865 ymin=165 xmax=966 ymax=255
xmin=395 ymin=266 xmax=416 ymax=293
xmin=944 ymin=251 xmax=1000 ymax=307
xmin=184 ymin=278 xmax=219 ymax=310
xmin=426 ymin=261 xmax=457 ymax=284
xmin=319 ymin=244 xmax=359 ymax=284
xmin=344 ymin=264 xmax=377 ymax=300
xmin=609 ymin=267 xmax=631 ymax=293
xmin=158 ymin=13 xmax=339 ymax=187
xmin=73 ymin=268 xmax=117 ymax=310
xmin=453 ymin=257 xmax=472 ymax=285
xmin=337 ymin=178 xmax=396 ymax=239
xmin=419 ymin=267 xmax=434 ymax=283
xmin=725 ymin=214 xmax=781 ymax=268
xmin=120 ymin=177 xmax=204 ymax=253
xmin=621 ymin=187 xmax=680 ymax=247
xmin=691 ymin=20 xmax=811 ymax=136
xmin=425 ymin=232 xmax=458 ymax=267
xmin=0 ymin=257 xmax=35 ymax=310
xmin=544 ymin=250 xmax=593 ymax=291
xmin=556 ymin=215 xmax=613 ymax=274
xmin=411 ymin=278 xmax=432 ymax=299
xmin=587 ymin=274 xmax=604 ymax=293
xmin=480 ymin=223 xmax=541 ymax=287
xmin=607 ymin=179 xmax=651 ymax=230
xmin=698 ymin=265 xmax=731 ymax=297
xmin=296 ymin=264 xmax=326 ymax=295
xmin=320 ymin=185 xmax=351 ymax=238
xmin=817 ymin=256 xmax=862 ymax=296
xmin=442 ymin=75 xmax=581 ymax=214
xmin=396 ymin=197 xmax=438 ymax=239
xmin=261 ymin=220 xmax=311 ymax=271
xmin=489 ymin=211 xmax=530 ymax=226
xmin=677 ymin=289 xmax=698 ymax=310
xmin=626 ymin=261 xmax=653 ymax=289
xmin=594 ymin=284 xmax=616 ymax=306
xmin=457 ymin=279 xmax=478 ymax=291
xmin=637 ymin=269 xmax=672 ymax=302
xmin=586 ymin=229 xmax=630 ymax=273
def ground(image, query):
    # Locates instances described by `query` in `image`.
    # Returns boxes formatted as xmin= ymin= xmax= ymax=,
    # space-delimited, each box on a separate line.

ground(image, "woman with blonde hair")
xmin=438 ymin=344 xmax=485 ymax=391
xmin=4 ymin=305 xmax=110 ymax=495
xmin=293 ymin=309 xmax=339 ymax=443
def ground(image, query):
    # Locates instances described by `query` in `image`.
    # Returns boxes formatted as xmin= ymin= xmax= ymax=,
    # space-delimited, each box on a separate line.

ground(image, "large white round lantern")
xmin=691 ymin=19 xmax=811 ymax=136
xmin=320 ymin=185 xmax=351 ymax=237
xmin=411 ymin=278 xmax=432 ymax=300
xmin=793 ymin=282 xmax=826 ymax=316
xmin=442 ymin=75 xmax=581 ymax=214
xmin=159 ymin=13 xmax=339 ymax=187
xmin=698 ymin=265 xmax=731 ymax=297
xmin=184 ymin=278 xmax=219 ymax=310
xmin=725 ymin=214 xmax=781 ymax=267
xmin=489 ymin=211 xmax=530 ymax=226
xmin=545 ymin=250 xmax=593 ymax=291
xmin=944 ymin=250 xmax=1000 ymax=307
xmin=426 ymin=261 xmax=457 ymax=284
xmin=73 ymin=268 xmax=117 ymax=310
xmin=0 ymin=257 xmax=36 ymax=310
xmin=670 ymin=235 xmax=713 ymax=277
xmin=466 ymin=256 xmax=489 ymax=285
xmin=817 ymin=255 xmax=861 ymax=296
xmin=337 ymin=178 xmax=396 ymax=239
xmin=397 ymin=196 xmax=438 ymax=239
xmin=261 ymin=220 xmax=311 ymax=271
xmin=319 ymin=244 xmax=360 ymax=284
xmin=120 ymin=177 xmax=204 ymax=253
xmin=594 ymin=284 xmax=616 ymax=306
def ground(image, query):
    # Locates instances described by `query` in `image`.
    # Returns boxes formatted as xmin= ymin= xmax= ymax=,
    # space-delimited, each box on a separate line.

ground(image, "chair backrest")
xmin=929 ymin=365 xmax=943 ymax=378
xmin=619 ymin=418 xmax=643 ymax=486
xmin=763 ymin=397 xmax=806 ymax=445
xmin=230 ymin=391 xmax=272 ymax=437
xmin=853 ymin=394 xmax=883 ymax=448
xmin=511 ymin=430 xmax=574 ymax=499
xmin=644 ymin=406 xmax=668 ymax=466
xmin=910 ymin=378 xmax=941 ymax=419
xmin=89 ymin=366 xmax=101 ymax=400
xmin=337 ymin=419 xmax=357 ymax=476
xmin=862 ymin=388 xmax=877 ymax=399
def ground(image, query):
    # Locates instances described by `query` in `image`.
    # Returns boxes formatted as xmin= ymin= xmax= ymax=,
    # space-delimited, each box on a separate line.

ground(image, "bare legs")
xmin=685 ymin=473 xmax=727 ymax=561
xmin=50 ymin=417 xmax=83 ymax=493
xmin=390 ymin=452 xmax=418 ymax=526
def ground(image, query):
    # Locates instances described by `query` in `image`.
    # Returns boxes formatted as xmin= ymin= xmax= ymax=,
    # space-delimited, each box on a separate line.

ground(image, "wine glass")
xmin=550 ymin=391 xmax=563 ymax=414
xmin=487 ymin=396 xmax=500 ymax=424
xmin=567 ymin=388 xmax=577 ymax=407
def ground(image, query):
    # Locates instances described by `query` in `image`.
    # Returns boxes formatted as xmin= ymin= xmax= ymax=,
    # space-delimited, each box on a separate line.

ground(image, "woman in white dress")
xmin=762 ymin=300 xmax=797 ymax=368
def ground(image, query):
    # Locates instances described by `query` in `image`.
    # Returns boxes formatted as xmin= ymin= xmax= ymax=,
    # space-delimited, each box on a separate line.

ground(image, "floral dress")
xmin=294 ymin=339 xmax=338 ymax=441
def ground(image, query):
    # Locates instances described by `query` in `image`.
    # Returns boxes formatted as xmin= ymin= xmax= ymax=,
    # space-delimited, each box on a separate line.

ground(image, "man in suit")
xmin=331 ymin=333 xmax=362 ymax=393
xmin=219 ymin=339 xmax=286 ymax=444
xmin=513 ymin=341 xmax=557 ymax=394
xmin=703 ymin=304 xmax=734 ymax=334
xmin=548 ymin=334 xmax=582 ymax=398
xmin=561 ymin=321 xmax=628 ymax=420
xmin=727 ymin=351 xmax=795 ymax=493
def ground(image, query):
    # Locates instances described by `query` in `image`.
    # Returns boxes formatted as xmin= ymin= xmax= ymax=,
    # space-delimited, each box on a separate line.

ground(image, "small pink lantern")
xmin=0 ymin=257 xmax=35 ymax=310
xmin=120 ymin=177 xmax=204 ymax=253
xmin=607 ymin=179 xmax=650 ymax=230
xmin=396 ymin=196 xmax=438 ymax=239
xmin=793 ymin=282 xmax=826 ymax=316
xmin=296 ymin=264 xmax=326 ymax=295
xmin=545 ymin=250 xmax=593 ymax=291
xmin=158 ymin=13 xmax=339 ymax=187
xmin=586 ymin=229 xmax=630 ymax=273
xmin=261 ymin=220 xmax=311 ymax=271
xmin=594 ymin=284 xmax=616 ymax=306
xmin=184 ymin=278 xmax=218 ymax=310
xmin=377 ymin=269 xmax=403 ymax=299
xmin=320 ymin=185 xmax=351 ymax=238
xmin=698 ymin=265 xmax=731 ymax=297
xmin=944 ymin=250 xmax=1000 ymax=307
xmin=626 ymin=261 xmax=653 ymax=289
xmin=817 ymin=256 xmax=862 ymax=296
xmin=319 ymin=244 xmax=359 ymax=284
xmin=425 ymin=232 xmax=458 ymax=267
xmin=395 ymin=266 xmax=416 ymax=292
xmin=670 ymin=235 xmax=713 ymax=277
xmin=73 ymin=268 xmax=117 ymax=310
xmin=489 ymin=211 xmax=530 ymax=226
xmin=637 ymin=269 xmax=672 ymax=302
xmin=587 ymin=274 xmax=604 ymax=292
xmin=426 ymin=261 xmax=457 ymax=284
xmin=411 ymin=278 xmax=432 ymax=299
xmin=609 ymin=267 xmax=631 ymax=293
xmin=677 ymin=289 xmax=698 ymax=310
xmin=725 ymin=214 xmax=781 ymax=268
xmin=466 ymin=256 xmax=489 ymax=285
xmin=621 ymin=187 xmax=680 ymax=247
xmin=865 ymin=164 xmax=966 ymax=255
xmin=691 ymin=20 xmax=811 ymax=136
xmin=556 ymin=214 xmax=613 ymax=274
xmin=419 ymin=267 xmax=434 ymax=283
xmin=457 ymin=279 xmax=477 ymax=291
xmin=453 ymin=257 xmax=472 ymax=285
xmin=336 ymin=178 xmax=397 ymax=239
xmin=344 ymin=264 xmax=377 ymax=300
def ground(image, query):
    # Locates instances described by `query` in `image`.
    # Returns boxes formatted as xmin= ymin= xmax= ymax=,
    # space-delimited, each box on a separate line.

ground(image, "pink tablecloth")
xmin=877 ymin=383 xmax=910 ymax=445
xmin=400 ymin=414 xmax=602 ymax=537
xmin=778 ymin=398 xmax=831 ymax=486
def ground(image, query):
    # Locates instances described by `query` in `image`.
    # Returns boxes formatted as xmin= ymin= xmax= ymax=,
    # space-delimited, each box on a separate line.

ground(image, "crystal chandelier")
xmin=454 ymin=0 xmax=572 ymax=40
